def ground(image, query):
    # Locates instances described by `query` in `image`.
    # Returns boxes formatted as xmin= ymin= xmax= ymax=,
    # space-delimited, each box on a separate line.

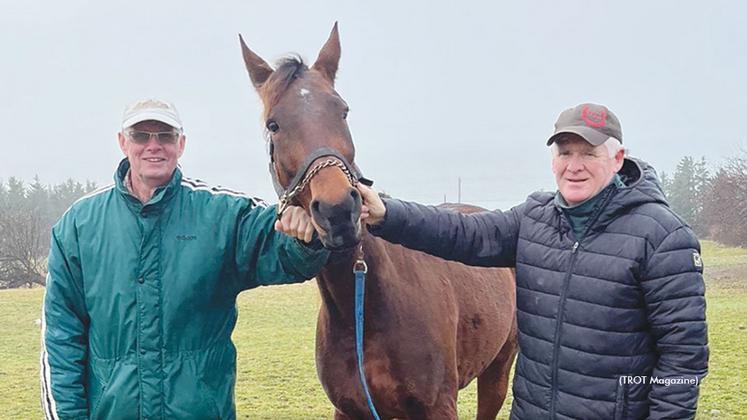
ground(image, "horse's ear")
xmin=312 ymin=22 xmax=341 ymax=86
xmin=239 ymin=34 xmax=274 ymax=90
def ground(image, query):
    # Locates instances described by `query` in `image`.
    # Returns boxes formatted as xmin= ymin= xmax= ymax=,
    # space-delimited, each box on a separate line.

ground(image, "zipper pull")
xmin=572 ymin=242 xmax=579 ymax=254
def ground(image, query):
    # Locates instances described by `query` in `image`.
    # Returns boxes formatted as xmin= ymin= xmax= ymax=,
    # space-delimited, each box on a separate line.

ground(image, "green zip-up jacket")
xmin=40 ymin=159 xmax=330 ymax=420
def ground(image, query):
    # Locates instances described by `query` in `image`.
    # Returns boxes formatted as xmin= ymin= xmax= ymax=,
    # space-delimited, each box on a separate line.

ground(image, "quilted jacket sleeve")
xmin=41 ymin=210 xmax=90 ymax=420
xmin=369 ymin=198 xmax=524 ymax=267
xmin=236 ymin=203 xmax=330 ymax=290
xmin=640 ymin=226 xmax=708 ymax=419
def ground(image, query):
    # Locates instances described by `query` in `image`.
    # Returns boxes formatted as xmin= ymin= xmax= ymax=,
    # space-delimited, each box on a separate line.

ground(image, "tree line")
xmin=0 ymin=177 xmax=98 ymax=288
xmin=0 ymin=152 xmax=745 ymax=289
xmin=660 ymin=152 xmax=747 ymax=248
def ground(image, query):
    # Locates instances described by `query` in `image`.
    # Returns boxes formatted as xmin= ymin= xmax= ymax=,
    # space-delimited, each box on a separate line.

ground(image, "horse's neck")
xmin=316 ymin=232 xmax=379 ymax=323
xmin=316 ymin=248 xmax=358 ymax=321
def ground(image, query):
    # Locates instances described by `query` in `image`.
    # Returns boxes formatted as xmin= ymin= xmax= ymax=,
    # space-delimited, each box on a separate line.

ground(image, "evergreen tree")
xmin=6 ymin=176 xmax=26 ymax=209
xmin=85 ymin=180 xmax=99 ymax=194
xmin=659 ymin=171 xmax=672 ymax=194
xmin=661 ymin=157 xmax=710 ymax=237
xmin=50 ymin=178 xmax=86 ymax=217
xmin=27 ymin=176 xmax=51 ymax=216
xmin=0 ymin=179 xmax=7 ymax=206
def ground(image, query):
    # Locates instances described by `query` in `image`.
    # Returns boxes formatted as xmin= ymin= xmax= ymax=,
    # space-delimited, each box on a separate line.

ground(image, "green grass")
xmin=0 ymin=288 xmax=46 ymax=419
xmin=233 ymin=283 xmax=333 ymax=419
xmin=233 ymin=283 xmax=506 ymax=419
xmin=1 ymin=242 xmax=745 ymax=419
xmin=699 ymin=288 xmax=747 ymax=419
xmin=701 ymin=240 xmax=747 ymax=267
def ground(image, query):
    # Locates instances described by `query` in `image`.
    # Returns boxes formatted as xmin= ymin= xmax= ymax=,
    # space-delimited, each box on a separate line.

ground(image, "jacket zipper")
xmin=548 ymin=188 xmax=616 ymax=419
xmin=548 ymin=240 xmax=579 ymax=418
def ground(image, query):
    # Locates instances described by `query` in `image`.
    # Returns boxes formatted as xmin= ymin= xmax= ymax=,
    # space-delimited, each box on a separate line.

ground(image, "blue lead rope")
xmin=355 ymin=265 xmax=382 ymax=420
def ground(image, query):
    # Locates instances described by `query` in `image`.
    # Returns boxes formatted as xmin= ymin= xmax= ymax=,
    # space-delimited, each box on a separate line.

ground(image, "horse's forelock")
xmin=259 ymin=55 xmax=307 ymax=120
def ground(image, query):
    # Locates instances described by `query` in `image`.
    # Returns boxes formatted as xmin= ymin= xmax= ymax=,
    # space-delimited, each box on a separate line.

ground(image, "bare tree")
xmin=0 ymin=176 xmax=99 ymax=288
xmin=702 ymin=151 xmax=747 ymax=246
xmin=0 ymin=206 xmax=48 ymax=288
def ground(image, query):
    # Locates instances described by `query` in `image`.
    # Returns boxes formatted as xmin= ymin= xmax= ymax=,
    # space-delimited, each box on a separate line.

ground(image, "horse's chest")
xmin=317 ymin=339 xmax=404 ymax=415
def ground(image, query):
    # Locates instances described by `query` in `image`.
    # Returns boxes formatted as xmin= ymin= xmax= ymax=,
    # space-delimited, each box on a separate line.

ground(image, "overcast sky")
xmin=1 ymin=1 xmax=744 ymax=210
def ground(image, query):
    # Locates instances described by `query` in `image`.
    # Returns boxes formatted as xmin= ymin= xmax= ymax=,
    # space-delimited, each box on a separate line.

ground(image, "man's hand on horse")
xmin=275 ymin=206 xmax=316 ymax=243
xmin=357 ymin=183 xmax=386 ymax=226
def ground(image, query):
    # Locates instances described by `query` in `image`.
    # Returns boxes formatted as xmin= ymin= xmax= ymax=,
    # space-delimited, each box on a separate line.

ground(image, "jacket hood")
xmin=595 ymin=157 xmax=669 ymax=228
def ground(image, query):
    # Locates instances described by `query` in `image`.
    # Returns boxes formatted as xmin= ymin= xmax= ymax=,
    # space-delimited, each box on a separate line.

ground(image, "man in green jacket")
xmin=40 ymin=98 xmax=329 ymax=420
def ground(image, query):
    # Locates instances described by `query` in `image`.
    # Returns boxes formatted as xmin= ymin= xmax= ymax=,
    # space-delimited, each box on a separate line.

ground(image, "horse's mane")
xmin=259 ymin=55 xmax=307 ymax=122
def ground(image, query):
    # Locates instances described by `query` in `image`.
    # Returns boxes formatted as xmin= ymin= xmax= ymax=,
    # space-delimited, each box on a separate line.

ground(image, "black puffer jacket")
xmin=370 ymin=158 xmax=708 ymax=420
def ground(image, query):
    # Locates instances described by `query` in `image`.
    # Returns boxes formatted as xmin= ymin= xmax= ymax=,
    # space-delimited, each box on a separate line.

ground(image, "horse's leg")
xmin=395 ymin=392 xmax=457 ymax=420
xmin=417 ymin=398 xmax=458 ymax=420
xmin=334 ymin=409 xmax=360 ymax=420
xmin=475 ymin=322 xmax=519 ymax=420
xmin=334 ymin=408 xmax=386 ymax=420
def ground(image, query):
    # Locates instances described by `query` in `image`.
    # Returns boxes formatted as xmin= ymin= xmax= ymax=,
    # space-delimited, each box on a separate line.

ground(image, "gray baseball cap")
xmin=546 ymin=103 xmax=622 ymax=146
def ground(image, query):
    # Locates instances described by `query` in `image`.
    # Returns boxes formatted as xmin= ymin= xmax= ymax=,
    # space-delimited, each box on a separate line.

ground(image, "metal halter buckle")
xmin=353 ymin=259 xmax=368 ymax=274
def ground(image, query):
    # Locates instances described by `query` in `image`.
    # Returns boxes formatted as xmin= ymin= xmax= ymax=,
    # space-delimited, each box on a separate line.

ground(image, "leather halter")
xmin=270 ymin=144 xmax=380 ymax=418
xmin=270 ymin=144 xmax=373 ymax=216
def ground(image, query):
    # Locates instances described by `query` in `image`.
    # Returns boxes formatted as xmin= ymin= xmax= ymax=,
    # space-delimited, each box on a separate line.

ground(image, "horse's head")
xmin=240 ymin=23 xmax=364 ymax=250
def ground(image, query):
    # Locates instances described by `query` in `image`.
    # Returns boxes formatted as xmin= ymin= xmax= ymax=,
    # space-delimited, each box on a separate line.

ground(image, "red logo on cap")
xmin=582 ymin=105 xmax=607 ymax=128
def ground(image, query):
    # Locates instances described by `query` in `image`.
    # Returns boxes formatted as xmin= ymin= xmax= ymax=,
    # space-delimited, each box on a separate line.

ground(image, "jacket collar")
xmin=549 ymin=157 xmax=669 ymax=235
xmin=591 ymin=157 xmax=668 ymax=230
xmin=114 ymin=158 xmax=182 ymax=213
xmin=555 ymin=174 xmax=623 ymax=211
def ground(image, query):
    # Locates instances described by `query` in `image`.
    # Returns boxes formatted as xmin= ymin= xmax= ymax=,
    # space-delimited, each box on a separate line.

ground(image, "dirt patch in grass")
xmin=706 ymin=264 xmax=747 ymax=291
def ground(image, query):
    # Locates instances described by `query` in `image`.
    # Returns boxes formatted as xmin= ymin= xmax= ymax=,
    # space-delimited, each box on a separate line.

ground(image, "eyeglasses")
xmin=126 ymin=130 xmax=181 ymax=145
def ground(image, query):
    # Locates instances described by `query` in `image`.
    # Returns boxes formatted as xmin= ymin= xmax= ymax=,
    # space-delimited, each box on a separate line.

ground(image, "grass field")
xmin=0 ymin=240 xmax=744 ymax=419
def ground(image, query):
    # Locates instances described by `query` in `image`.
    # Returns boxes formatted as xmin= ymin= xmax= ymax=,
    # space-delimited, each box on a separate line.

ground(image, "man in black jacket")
xmin=357 ymin=103 xmax=708 ymax=420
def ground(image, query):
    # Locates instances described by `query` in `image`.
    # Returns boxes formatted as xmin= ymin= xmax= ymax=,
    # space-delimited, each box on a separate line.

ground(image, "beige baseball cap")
xmin=122 ymin=98 xmax=183 ymax=130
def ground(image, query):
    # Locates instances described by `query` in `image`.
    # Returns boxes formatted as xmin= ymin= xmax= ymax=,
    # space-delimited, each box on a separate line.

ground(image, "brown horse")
xmin=239 ymin=24 xmax=518 ymax=420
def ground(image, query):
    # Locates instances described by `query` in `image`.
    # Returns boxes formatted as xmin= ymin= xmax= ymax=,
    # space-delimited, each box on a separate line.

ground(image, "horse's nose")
xmin=310 ymin=187 xmax=362 ymax=229
xmin=349 ymin=186 xmax=362 ymax=211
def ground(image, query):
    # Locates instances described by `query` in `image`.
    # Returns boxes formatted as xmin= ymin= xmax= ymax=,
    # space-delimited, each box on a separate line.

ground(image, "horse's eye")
xmin=266 ymin=120 xmax=280 ymax=133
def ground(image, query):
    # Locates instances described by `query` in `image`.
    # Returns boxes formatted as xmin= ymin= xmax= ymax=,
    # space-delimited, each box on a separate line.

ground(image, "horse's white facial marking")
xmin=299 ymin=88 xmax=313 ymax=106
xmin=298 ymin=88 xmax=313 ymax=107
